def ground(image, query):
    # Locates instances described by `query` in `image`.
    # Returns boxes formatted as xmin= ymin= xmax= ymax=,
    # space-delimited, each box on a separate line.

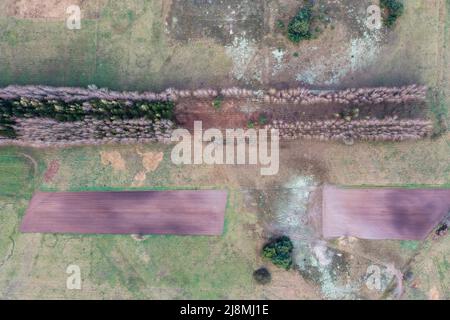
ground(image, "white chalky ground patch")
xmin=225 ymin=36 xmax=257 ymax=81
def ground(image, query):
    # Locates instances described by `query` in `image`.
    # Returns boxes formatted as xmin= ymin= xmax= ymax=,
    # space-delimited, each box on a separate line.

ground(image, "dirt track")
xmin=322 ymin=186 xmax=450 ymax=240
xmin=175 ymin=97 xmax=428 ymax=132
xmin=20 ymin=190 xmax=227 ymax=236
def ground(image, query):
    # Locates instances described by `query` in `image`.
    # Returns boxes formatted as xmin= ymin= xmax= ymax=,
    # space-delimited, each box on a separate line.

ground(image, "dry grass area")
xmin=132 ymin=150 xmax=164 ymax=187
xmin=5 ymin=0 xmax=104 ymax=20
xmin=100 ymin=151 xmax=126 ymax=171
xmin=7 ymin=0 xmax=79 ymax=19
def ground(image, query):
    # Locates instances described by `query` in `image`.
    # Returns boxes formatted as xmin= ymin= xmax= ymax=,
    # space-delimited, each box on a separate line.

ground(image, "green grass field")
xmin=0 ymin=1 xmax=231 ymax=91
xmin=0 ymin=145 xmax=266 ymax=299
xmin=0 ymin=149 xmax=35 ymax=198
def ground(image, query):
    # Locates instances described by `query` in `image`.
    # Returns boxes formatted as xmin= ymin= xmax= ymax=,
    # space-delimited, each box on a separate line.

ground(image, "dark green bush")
xmin=258 ymin=114 xmax=268 ymax=125
xmin=253 ymin=267 xmax=272 ymax=285
xmin=0 ymin=126 xmax=16 ymax=138
xmin=262 ymin=236 xmax=294 ymax=270
xmin=287 ymin=5 xmax=313 ymax=43
xmin=212 ymin=96 xmax=223 ymax=110
xmin=276 ymin=20 xmax=286 ymax=30
xmin=380 ymin=0 xmax=404 ymax=27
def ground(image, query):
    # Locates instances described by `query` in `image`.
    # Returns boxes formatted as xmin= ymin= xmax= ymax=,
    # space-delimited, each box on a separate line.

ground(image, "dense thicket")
xmin=10 ymin=118 xmax=174 ymax=147
xmin=0 ymin=85 xmax=171 ymax=102
xmin=171 ymin=85 xmax=427 ymax=106
xmin=0 ymin=98 xmax=174 ymax=138
xmin=269 ymin=118 xmax=432 ymax=142
xmin=0 ymin=84 xmax=427 ymax=104
xmin=0 ymin=85 xmax=431 ymax=145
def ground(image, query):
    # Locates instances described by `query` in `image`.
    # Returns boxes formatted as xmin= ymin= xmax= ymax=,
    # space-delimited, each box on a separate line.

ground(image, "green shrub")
xmin=287 ymin=5 xmax=313 ymax=43
xmin=380 ymin=0 xmax=404 ymax=27
xmin=258 ymin=114 xmax=268 ymax=125
xmin=262 ymin=236 xmax=294 ymax=270
xmin=0 ymin=126 xmax=16 ymax=138
xmin=212 ymin=96 xmax=223 ymax=110
xmin=276 ymin=20 xmax=286 ymax=30
xmin=253 ymin=267 xmax=272 ymax=285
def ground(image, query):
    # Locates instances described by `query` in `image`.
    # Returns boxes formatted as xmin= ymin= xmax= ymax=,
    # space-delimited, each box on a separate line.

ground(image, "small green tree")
xmin=262 ymin=236 xmax=294 ymax=270
xmin=258 ymin=114 xmax=268 ymax=125
xmin=212 ymin=96 xmax=223 ymax=110
xmin=287 ymin=6 xmax=313 ymax=43
xmin=380 ymin=0 xmax=404 ymax=27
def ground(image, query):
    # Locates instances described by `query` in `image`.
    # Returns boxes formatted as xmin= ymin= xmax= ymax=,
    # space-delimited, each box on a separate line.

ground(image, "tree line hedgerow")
xmin=0 ymin=98 xmax=174 ymax=138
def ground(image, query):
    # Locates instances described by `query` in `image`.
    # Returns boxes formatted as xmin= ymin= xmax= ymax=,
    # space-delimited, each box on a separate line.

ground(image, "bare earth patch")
xmin=132 ymin=171 xmax=147 ymax=187
xmin=138 ymin=150 xmax=164 ymax=172
xmin=21 ymin=190 xmax=227 ymax=235
xmin=43 ymin=160 xmax=59 ymax=183
xmin=263 ymin=269 xmax=321 ymax=299
xmin=428 ymin=287 xmax=440 ymax=300
xmin=7 ymin=0 xmax=80 ymax=19
xmin=6 ymin=0 xmax=103 ymax=19
xmin=175 ymin=98 xmax=250 ymax=130
xmin=132 ymin=150 xmax=164 ymax=187
xmin=322 ymin=186 xmax=450 ymax=240
xmin=100 ymin=151 xmax=126 ymax=171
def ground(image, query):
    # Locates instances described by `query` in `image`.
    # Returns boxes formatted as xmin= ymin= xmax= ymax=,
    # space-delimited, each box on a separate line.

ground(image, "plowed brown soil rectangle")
xmin=322 ymin=186 xmax=450 ymax=240
xmin=21 ymin=190 xmax=227 ymax=236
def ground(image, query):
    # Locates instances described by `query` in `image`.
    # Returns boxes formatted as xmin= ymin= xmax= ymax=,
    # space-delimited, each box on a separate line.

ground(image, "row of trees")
xmin=0 ymin=85 xmax=171 ymax=103
xmin=263 ymin=85 xmax=427 ymax=105
xmin=0 ymin=84 xmax=428 ymax=143
xmin=10 ymin=118 xmax=174 ymax=146
xmin=0 ymin=84 xmax=427 ymax=105
xmin=0 ymin=98 xmax=174 ymax=138
xmin=171 ymin=85 xmax=427 ymax=106
xmin=268 ymin=118 xmax=432 ymax=142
